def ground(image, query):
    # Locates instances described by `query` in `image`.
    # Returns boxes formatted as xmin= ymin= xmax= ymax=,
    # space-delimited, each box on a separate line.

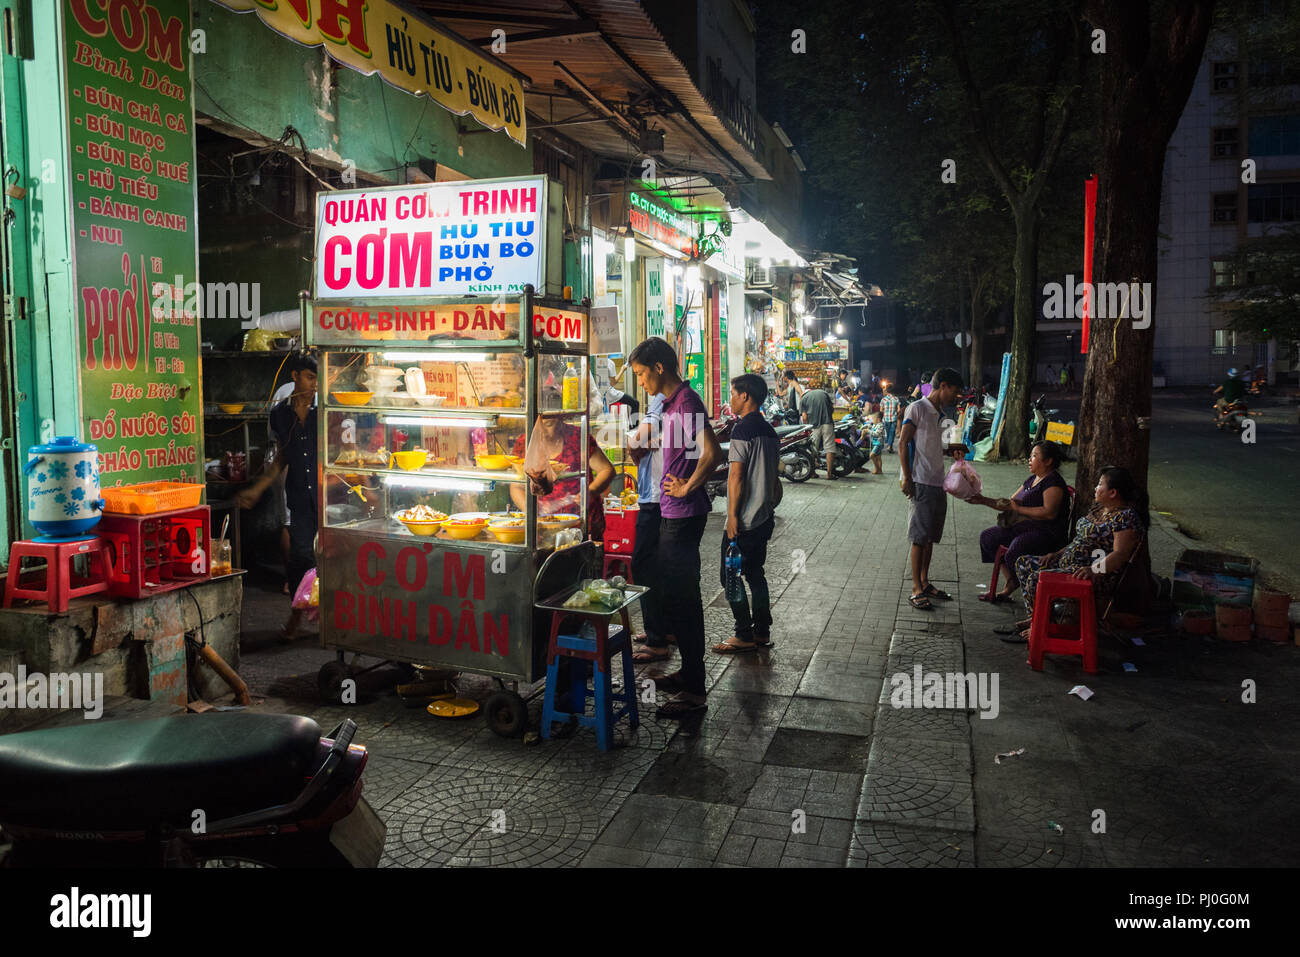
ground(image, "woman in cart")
xmin=510 ymin=416 xmax=616 ymax=543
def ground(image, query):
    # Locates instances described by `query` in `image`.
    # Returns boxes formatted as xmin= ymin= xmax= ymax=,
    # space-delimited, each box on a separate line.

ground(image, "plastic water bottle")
xmin=725 ymin=543 xmax=745 ymax=602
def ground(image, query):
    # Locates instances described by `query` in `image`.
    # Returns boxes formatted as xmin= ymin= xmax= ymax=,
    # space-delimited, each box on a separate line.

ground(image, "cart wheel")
xmin=317 ymin=661 xmax=350 ymax=703
xmin=484 ymin=690 xmax=528 ymax=738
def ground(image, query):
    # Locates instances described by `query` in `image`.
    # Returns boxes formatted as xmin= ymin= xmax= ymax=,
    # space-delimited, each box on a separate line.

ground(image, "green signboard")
xmin=63 ymin=0 xmax=203 ymax=486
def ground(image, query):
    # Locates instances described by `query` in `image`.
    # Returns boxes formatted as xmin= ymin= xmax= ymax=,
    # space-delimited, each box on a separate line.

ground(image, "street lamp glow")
xmin=836 ymin=322 xmax=844 ymax=334
xmin=624 ymin=235 xmax=636 ymax=262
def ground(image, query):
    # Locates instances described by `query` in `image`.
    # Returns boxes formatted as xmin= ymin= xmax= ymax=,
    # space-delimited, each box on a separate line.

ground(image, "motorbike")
xmin=831 ymin=410 xmax=869 ymax=477
xmin=0 ymin=712 xmax=384 ymax=868
xmin=763 ymin=394 xmax=800 ymax=427
xmin=705 ymin=422 xmax=817 ymax=500
xmin=1028 ymin=394 xmax=1075 ymax=459
xmin=1215 ymin=398 xmax=1253 ymax=433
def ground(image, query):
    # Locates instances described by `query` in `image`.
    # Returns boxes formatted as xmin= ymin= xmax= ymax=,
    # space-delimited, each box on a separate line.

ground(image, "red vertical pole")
xmin=1082 ymin=176 xmax=1097 ymax=354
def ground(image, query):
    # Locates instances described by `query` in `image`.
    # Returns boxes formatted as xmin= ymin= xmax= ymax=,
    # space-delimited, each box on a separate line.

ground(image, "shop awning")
xmin=211 ymin=0 xmax=529 ymax=146
xmin=413 ymin=0 xmax=769 ymax=180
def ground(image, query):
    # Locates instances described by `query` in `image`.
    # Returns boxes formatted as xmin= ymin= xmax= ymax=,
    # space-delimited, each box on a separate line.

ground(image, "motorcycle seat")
xmin=774 ymin=425 xmax=808 ymax=438
xmin=0 ymin=712 xmax=324 ymax=831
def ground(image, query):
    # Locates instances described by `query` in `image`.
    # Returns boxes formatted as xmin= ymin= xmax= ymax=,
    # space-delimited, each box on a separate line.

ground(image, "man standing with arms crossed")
xmin=627 ymin=337 xmax=722 ymax=720
xmin=898 ymin=368 xmax=962 ymax=610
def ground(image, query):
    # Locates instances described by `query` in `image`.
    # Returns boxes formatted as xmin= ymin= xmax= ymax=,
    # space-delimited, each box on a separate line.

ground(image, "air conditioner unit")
xmin=749 ymin=265 xmax=773 ymax=287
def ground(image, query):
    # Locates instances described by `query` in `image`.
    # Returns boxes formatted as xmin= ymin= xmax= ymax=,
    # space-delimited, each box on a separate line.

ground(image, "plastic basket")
xmin=101 ymin=481 xmax=204 ymax=515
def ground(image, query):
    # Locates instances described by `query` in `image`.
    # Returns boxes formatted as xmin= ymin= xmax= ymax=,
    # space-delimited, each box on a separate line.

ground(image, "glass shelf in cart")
xmin=319 ymin=348 xmax=590 ymax=547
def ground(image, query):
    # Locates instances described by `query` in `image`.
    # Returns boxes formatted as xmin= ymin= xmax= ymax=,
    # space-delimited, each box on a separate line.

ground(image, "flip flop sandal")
xmin=908 ymin=594 xmax=934 ymax=610
xmin=646 ymin=671 xmax=685 ymax=693
xmin=656 ymin=696 xmax=708 ymax=719
xmin=712 ymin=639 xmax=758 ymax=654
xmin=633 ymin=645 xmax=672 ymax=662
xmin=999 ymin=631 xmax=1030 ymax=644
xmin=923 ymin=585 xmax=953 ymax=601
xmin=993 ymin=624 xmax=1020 ymax=635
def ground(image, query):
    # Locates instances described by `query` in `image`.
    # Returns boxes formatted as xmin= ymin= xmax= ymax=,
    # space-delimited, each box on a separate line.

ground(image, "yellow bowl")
xmin=476 ymin=453 xmax=513 ymax=470
xmin=399 ymin=518 xmax=445 ymax=536
xmin=390 ymin=450 xmax=426 ymax=471
xmin=442 ymin=520 xmax=487 ymax=540
xmin=538 ymin=513 xmax=581 ymax=529
xmin=332 ymin=391 xmax=373 ymax=406
xmin=217 ymin=402 xmax=245 ymax=414
xmin=487 ymin=524 xmax=525 ymax=544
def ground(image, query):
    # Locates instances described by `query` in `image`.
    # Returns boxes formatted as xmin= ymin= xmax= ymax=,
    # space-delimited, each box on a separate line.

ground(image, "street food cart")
xmin=305 ymin=176 xmax=611 ymax=735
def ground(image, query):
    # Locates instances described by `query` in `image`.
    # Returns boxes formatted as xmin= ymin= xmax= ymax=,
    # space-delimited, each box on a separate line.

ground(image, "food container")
xmin=1252 ymin=589 xmax=1292 ymax=626
xmin=487 ymin=522 xmax=525 ymax=544
xmin=1215 ymin=603 xmax=1252 ymax=642
xmin=476 ymin=453 xmax=513 ymax=471
xmin=398 ymin=517 xmax=446 ymax=536
xmin=538 ymin=513 xmax=580 ymax=549
xmin=1255 ymin=623 xmax=1290 ymax=642
xmin=25 ymin=436 xmax=105 ymax=538
xmin=331 ymin=391 xmax=373 ymax=406
xmin=442 ymin=519 xmax=487 ymax=540
xmin=389 ymin=450 xmax=426 ymax=471
xmin=1179 ymin=609 xmax=1215 ymax=636
xmin=217 ymin=402 xmax=246 ymax=414
xmin=412 ymin=394 xmax=446 ymax=407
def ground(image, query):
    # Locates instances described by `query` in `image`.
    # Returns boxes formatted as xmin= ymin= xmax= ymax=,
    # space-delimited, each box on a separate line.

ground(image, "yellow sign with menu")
xmin=213 ymin=0 xmax=526 ymax=146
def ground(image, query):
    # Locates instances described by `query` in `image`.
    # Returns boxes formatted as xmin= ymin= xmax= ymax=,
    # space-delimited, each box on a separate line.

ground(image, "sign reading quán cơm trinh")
xmin=63 ymin=0 xmax=203 ymax=487
xmin=213 ymin=0 xmax=527 ymax=147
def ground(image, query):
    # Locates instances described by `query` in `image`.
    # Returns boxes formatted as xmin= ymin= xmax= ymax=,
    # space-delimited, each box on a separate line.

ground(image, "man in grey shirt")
xmin=898 ymin=367 xmax=962 ymax=610
xmin=714 ymin=374 xmax=782 ymax=653
xmin=800 ymin=382 xmax=836 ymax=479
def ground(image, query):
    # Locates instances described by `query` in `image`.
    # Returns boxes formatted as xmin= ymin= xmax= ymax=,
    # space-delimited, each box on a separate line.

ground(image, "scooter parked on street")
xmin=0 ymin=712 xmax=384 ymax=867
xmin=707 ymin=422 xmax=816 ymax=499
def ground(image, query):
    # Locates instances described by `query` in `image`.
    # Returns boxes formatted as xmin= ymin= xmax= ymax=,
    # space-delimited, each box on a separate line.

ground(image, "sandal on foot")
xmin=633 ymin=645 xmax=672 ymax=662
xmin=923 ymin=585 xmax=953 ymax=601
xmin=646 ymin=671 xmax=685 ymax=693
xmin=999 ymin=630 xmax=1030 ymax=644
xmin=908 ymin=594 xmax=934 ymax=610
xmin=993 ymin=624 xmax=1020 ymax=636
xmin=712 ymin=638 xmax=758 ymax=654
xmin=656 ymin=695 xmax=707 ymax=719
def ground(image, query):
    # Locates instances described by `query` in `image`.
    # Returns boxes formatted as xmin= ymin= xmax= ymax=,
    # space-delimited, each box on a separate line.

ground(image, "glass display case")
xmin=319 ymin=349 xmax=589 ymax=550
xmin=306 ymin=288 xmax=599 ymax=690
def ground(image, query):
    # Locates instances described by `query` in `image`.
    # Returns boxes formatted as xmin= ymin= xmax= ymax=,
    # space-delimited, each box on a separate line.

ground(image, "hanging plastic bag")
xmin=292 ymin=568 xmax=317 ymax=609
xmin=523 ymin=418 xmax=564 ymax=483
xmin=943 ymin=459 xmax=983 ymax=500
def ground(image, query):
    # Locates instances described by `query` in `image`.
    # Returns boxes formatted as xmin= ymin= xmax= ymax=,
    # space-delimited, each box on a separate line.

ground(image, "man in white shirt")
xmin=898 ymin=368 xmax=962 ymax=610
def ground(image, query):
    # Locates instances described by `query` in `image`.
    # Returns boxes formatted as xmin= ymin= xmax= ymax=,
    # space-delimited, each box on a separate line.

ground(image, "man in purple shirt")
xmin=628 ymin=336 xmax=722 ymax=720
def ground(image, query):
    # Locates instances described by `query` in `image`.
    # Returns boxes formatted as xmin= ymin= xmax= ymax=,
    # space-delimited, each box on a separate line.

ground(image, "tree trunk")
xmin=1001 ymin=204 xmax=1040 ymax=460
xmin=1075 ymin=0 xmax=1216 ymax=518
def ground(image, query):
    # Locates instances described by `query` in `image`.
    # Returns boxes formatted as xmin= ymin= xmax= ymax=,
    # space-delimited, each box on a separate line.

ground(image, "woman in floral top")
xmin=1007 ymin=466 xmax=1148 ymax=642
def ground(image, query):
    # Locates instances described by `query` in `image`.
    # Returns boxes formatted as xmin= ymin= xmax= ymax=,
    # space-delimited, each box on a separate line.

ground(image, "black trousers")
xmin=657 ymin=514 xmax=709 ymax=697
xmin=719 ymin=517 xmax=775 ymax=641
xmin=630 ymin=503 xmax=667 ymax=645
xmin=286 ymin=497 xmax=317 ymax=596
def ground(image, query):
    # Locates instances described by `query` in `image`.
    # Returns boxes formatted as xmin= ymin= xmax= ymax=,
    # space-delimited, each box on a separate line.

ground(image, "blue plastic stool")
xmin=540 ymin=610 xmax=639 ymax=751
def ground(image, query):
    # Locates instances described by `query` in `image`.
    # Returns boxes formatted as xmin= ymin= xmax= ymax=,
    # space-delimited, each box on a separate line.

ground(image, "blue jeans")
xmin=885 ymin=422 xmax=897 ymax=449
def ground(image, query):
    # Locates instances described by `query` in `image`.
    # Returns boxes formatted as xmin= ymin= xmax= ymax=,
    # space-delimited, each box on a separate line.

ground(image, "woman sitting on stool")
xmin=970 ymin=441 xmax=1070 ymax=603
xmin=1002 ymin=466 xmax=1148 ymax=643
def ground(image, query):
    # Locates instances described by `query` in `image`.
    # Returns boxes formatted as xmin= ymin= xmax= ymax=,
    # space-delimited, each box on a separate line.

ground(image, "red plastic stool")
xmin=989 ymin=545 xmax=1010 ymax=595
xmin=602 ymin=552 xmax=633 ymax=582
xmin=1027 ymin=572 xmax=1098 ymax=674
xmin=3 ymin=538 xmax=114 ymax=613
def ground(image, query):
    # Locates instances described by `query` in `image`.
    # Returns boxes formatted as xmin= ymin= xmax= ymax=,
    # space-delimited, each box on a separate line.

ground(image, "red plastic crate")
xmin=603 ymin=505 xmax=638 ymax=555
xmin=99 ymin=506 xmax=211 ymax=599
